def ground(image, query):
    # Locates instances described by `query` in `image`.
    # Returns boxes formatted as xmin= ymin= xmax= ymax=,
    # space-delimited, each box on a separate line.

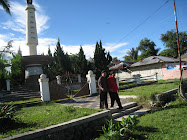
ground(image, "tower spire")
xmin=26 ymin=0 xmax=38 ymax=55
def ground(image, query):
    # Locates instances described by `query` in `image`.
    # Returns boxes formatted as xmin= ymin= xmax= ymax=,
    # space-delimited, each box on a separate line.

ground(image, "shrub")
xmin=64 ymin=106 xmax=76 ymax=112
xmin=0 ymin=105 xmax=15 ymax=120
xmin=100 ymin=116 xmax=139 ymax=139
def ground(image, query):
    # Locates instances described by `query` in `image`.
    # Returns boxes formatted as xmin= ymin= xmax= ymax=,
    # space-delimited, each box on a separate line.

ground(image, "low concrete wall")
xmin=155 ymin=88 xmax=178 ymax=103
xmin=4 ymin=110 xmax=112 ymax=140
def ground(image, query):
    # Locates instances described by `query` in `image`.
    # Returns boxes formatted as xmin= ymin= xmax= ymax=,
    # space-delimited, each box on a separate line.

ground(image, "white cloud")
xmin=104 ymin=42 xmax=128 ymax=52
xmin=118 ymin=49 xmax=129 ymax=54
xmin=0 ymin=6 xmax=3 ymax=10
xmin=0 ymin=1 xmax=128 ymax=60
xmin=1 ymin=1 xmax=49 ymax=34
xmin=0 ymin=34 xmax=9 ymax=40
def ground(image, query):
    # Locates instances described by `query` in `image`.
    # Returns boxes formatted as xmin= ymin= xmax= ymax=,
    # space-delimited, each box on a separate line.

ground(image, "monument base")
xmin=22 ymin=55 xmax=54 ymax=90
xmin=25 ymin=64 xmax=43 ymax=85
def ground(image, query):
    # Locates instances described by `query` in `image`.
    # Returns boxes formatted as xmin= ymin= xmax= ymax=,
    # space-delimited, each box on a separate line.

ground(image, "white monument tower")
xmin=26 ymin=0 xmax=38 ymax=55
xmin=22 ymin=0 xmax=53 ymax=86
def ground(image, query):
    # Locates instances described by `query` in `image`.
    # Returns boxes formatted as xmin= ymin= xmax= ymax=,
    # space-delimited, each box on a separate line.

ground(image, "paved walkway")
xmin=57 ymin=95 xmax=129 ymax=109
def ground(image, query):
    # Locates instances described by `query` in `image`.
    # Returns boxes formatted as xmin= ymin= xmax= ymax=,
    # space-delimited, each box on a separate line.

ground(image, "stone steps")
xmin=110 ymin=102 xmax=151 ymax=121
xmin=115 ymin=108 xmax=151 ymax=122
xmin=0 ymin=85 xmax=41 ymax=102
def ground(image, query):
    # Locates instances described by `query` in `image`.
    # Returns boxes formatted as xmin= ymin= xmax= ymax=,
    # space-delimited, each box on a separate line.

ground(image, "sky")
xmin=0 ymin=0 xmax=187 ymax=60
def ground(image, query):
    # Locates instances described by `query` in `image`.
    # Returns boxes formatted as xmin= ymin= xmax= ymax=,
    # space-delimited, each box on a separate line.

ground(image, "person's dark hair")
xmin=101 ymin=70 xmax=107 ymax=74
xmin=110 ymin=71 xmax=115 ymax=75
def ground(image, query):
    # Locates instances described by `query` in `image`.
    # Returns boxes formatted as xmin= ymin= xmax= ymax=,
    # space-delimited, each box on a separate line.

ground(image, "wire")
xmin=111 ymin=0 xmax=170 ymax=48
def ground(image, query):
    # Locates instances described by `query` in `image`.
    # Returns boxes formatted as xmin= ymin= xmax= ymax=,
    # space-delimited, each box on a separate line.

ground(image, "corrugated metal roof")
xmin=109 ymin=62 xmax=130 ymax=70
xmin=130 ymin=56 xmax=178 ymax=67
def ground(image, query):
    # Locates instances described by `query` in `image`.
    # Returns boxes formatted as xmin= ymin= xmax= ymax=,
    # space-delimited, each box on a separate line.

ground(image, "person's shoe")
xmin=117 ymin=107 xmax=123 ymax=110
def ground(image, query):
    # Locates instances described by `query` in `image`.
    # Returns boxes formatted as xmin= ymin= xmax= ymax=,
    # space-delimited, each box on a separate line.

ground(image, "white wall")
xmin=118 ymin=63 xmax=163 ymax=80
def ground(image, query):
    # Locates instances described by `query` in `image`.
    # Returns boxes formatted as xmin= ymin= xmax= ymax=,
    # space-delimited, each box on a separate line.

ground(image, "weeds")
xmin=64 ymin=106 xmax=76 ymax=112
xmin=100 ymin=116 xmax=139 ymax=139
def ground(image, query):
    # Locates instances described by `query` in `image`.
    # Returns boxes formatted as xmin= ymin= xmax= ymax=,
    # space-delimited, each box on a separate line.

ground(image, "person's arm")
xmin=107 ymin=78 xmax=114 ymax=92
xmin=98 ymin=77 xmax=104 ymax=91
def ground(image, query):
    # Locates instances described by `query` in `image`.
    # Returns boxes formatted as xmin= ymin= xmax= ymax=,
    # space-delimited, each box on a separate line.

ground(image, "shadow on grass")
xmin=136 ymin=126 xmax=158 ymax=133
xmin=166 ymin=102 xmax=187 ymax=109
xmin=0 ymin=118 xmax=36 ymax=134
xmin=128 ymin=126 xmax=159 ymax=140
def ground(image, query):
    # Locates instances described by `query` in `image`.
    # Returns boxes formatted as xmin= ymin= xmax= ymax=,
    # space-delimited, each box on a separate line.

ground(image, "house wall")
xmin=162 ymin=62 xmax=187 ymax=80
xmin=118 ymin=62 xmax=187 ymax=80
xmin=118 ymin=63 xmax=163 ymax=80
xmin=130 ymin=63 xmax=163 ymax=78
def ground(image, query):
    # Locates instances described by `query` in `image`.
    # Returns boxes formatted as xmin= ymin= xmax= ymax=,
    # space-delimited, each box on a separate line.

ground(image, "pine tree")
xmin=77 ymin=46 xmax=88 ymax=77
xmin=94 ymin=40 xmax=112 ymax=79
xmin=53 ymin=38 xmax=71 ymax=75
xmin=42 ymin=47 xmax=57 ymax=80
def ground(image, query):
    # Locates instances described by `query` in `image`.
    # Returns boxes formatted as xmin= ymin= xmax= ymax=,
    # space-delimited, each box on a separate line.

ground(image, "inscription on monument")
xmin=25 ymin=66 xmax=43 ymax=78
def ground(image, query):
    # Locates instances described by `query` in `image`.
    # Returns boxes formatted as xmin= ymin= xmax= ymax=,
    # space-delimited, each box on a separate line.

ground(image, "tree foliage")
xmin=53 ymin=39 xmax=71 ymax=75
xmin=94 ymin=40 xmax=112 ymax=79
xmin=42 ymin=47 xmax=57 ymax=80
xmin=161 ymin=30 xmax=187 ymax=58
xmin=0 ymin=0 xmax=11 ymax=15
xmin=137 ymin=38 xmax=160 ymax=59
xmin=77 ymin=46 xmax=88 ymax=76
xmin=10 ymin=48 xmax=25 ymax=86
xmin=123 ymin=48 xmax=138 ymax=62
xmin=0 ymin=41 xmax=14 ymax=89
xmin=112 ymin=57 xmax=119 ymax=63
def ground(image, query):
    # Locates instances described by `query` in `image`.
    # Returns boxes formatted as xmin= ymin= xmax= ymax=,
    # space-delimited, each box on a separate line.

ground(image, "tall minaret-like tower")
xmin=22 ymin=0 xmax=53 ymax=87
xmin=26 ymin=0 xmax=38 ymax=55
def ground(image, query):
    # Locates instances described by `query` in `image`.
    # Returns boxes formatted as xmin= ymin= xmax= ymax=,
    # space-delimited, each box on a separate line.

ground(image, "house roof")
xmin=109 ymin=61 xmax=132 ymax=70
xmin=113 ymin=61 xmax=133 ymax=65
xmin=130 ymin=56 xmax=178 ymax=67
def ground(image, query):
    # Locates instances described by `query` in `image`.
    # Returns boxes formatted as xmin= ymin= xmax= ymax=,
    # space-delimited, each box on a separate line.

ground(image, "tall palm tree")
xmin=0 ymin=0 xmax=11 ymax=15
xmin=127 ymin=48 xmax=138 ymax=61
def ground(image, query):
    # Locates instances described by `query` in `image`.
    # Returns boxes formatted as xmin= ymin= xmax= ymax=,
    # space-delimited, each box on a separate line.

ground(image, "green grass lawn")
xmin=0 ymin=102 xmax=99 ymax=138
xmin=1 ymin=98 xmax=41 ymax=105
xmin=119 ymin=79 xmax=180 ymax=96
xmin=119 ymin=79 xmax=182 ymax=107
xmin=134 ymin=98 xmax=187 ymax=139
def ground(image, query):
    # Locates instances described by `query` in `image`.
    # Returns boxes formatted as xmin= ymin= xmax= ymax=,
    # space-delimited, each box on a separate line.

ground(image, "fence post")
xmin=116 ymin=74 xmax=119 ymax=88
xmin=6 ymin=79 xmax=10 ymax=91
xmin=56 ymin=75 xmax=61 ymax=85
xmin=38 ymin=74 xmax=50 ymax=102
xmin=78 ymin=74 xmax=81 ymax=83
xmin=133 ymin=74 xmax=141 ymax=84
xmin=154 ymin=73 xmax=158 ymax=81
xmin=86 ymin=70 xmax=97 ymax=95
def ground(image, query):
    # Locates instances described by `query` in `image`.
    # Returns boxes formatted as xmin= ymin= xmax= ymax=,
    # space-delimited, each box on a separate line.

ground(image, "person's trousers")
xmin=109 ymin=92 xmax=122 ymax=108
xmin=100 ymin=91 xmax=108 ymax=109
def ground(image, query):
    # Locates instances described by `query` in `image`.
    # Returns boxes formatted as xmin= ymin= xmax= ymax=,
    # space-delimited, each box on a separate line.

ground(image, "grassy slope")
xmin=119 ymin=79 xmax=179 ymax=97
xmin=0 ymin=103 xmax=99 ymax=138
xmin=134 ymin=99 xmax=187 ymax=139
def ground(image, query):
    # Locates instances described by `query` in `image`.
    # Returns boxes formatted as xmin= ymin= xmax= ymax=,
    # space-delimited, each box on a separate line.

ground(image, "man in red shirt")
xmin=107 ymin=71 xmax=123 ymax=109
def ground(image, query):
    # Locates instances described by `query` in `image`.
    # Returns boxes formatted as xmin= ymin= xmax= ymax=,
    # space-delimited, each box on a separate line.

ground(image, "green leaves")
xmin=101 ymin=116 xmax=139 ymax=139
xmin=0 ymin=0 xmax=11 ymax=15
xmin=137 ymin=38 xmax=160 ymax=60
xmin=94 ymin=40 xmax=112 ymax=79
xmin=161 ymin=30 xmax=187 ymax=58
xmin=0 ymin=105 xmax=15 ymax=119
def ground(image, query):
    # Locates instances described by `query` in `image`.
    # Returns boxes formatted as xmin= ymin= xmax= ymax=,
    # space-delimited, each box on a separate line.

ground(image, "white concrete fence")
xmin=121 ymin=73 xmax=158 ymax=84
xmin=38 ymin=74 xmax=50 ymax=102
xmin=86 ymin=70 xmax=97 ymax=95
